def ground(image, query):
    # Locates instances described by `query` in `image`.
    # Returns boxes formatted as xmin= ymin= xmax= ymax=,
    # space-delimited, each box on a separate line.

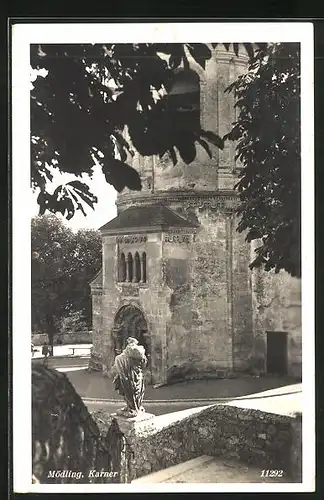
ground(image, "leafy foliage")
xmin=31 ymin=43 xmax=255 ymax=218
xmin=31 ymin=42 xmax=300 ymax=277
xmin=32 ymin=364 xmax=125 ymax=484
xmin=224 ymin=43 xmax=301 ymax=277
xmin=31 ymin=214 xmax=102 ymax=344
xmin=56 ymin=310 xmax=89 ymax=335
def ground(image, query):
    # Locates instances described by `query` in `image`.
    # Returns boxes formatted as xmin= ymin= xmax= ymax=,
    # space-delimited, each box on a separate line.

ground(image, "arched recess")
xmin=134 ymin=252 xmax=141 ymax=282
xmin=112 ymin=304 xmax=152 ymax=383
xmin=127 ymin=252 xmax=133 ymax=282
xmin=142 ymin=252 xmax=147 ymax=283
xmin=119 ymin=253 xmax=126 ymax=282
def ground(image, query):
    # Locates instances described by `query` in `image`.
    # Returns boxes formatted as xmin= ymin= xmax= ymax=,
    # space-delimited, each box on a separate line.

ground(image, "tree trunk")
xmin=46 ymin=314 xmax=55 ymax=356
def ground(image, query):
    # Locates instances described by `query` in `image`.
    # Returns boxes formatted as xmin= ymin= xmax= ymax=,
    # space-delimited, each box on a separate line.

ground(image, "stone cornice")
xmin=102 ymin=225 xmax=197 ymax=237
xmin=117 ymin=189 xmax=239 ymax=209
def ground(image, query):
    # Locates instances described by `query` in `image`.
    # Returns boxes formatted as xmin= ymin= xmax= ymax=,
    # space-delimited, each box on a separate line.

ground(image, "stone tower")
xmin=90 ymin=45 xmax=302 ymax=384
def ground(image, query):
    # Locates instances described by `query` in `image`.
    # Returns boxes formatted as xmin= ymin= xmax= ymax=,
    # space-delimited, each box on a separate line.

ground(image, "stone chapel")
xmin=89 ymin=45 xmax=302 ymax=385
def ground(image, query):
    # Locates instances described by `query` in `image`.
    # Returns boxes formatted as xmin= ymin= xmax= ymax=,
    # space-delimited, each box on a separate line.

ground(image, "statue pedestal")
xmin=91 ymin=409 xmax=156 ymax=483
xmin=110 ymin=411 xmax=156 ymax=436
xmin=110 ymin=411 xmax=156 ymax=482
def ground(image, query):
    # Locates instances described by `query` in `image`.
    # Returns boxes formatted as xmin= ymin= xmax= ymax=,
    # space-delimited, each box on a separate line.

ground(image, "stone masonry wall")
xmin=130 ymin=405 xmax=302 ymax=482
xmin=231 ymin=216 xmax=254 ymax=371
xmin=117 ymin=45 xmax=248 ymax=205
xmin=93 ymin=203 xmax=257 ymax=383
xmin=251 ymin=263 xmax=302 ymax=378
xmin=190 ymin=209 xmax=231 ymax=374
xmin=95 ymin=232 xmax=171 ymax=385
xmin=160 ymin=206 xmax=235 ymax=382
xmin=162 ymin=233 xmax=194 ymax=381
xmin=93 ymin=44 xmax=254 ymax=383
xmin=91 ymin=43 xmax=302 ymax=385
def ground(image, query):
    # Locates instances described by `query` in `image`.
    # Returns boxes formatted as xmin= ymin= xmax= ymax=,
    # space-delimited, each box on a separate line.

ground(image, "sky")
xmin=31 ymin=164 xmax=118 ymax=231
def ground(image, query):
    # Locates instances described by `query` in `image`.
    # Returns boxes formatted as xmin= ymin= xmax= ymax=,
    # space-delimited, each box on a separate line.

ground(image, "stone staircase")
xmin=132 ymin=455 xmax=292 ymax=484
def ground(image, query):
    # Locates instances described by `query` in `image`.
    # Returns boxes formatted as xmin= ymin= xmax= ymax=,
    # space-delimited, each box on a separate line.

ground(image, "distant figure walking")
xmin=42 ymin=343 xmax=50 ymax=365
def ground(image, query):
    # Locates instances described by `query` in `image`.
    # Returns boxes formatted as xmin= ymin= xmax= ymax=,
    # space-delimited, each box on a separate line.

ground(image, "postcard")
xmin=11 ymin=21 xmax=315 ymax=493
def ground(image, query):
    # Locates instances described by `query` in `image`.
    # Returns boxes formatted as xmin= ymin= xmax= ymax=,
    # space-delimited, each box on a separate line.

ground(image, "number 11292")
xmin=261 ymin=470 xmax=283 ymax=478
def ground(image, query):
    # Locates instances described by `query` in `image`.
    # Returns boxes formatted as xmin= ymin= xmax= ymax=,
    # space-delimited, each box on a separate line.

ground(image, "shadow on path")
xmin=64 ymin=369 xmax=300 ymax=402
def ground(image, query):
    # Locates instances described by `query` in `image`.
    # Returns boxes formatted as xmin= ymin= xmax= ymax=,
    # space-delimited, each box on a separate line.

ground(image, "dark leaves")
xmin=154 ymin=44 xmax=186 ymax=71
xmin=176 ymin=136 xmax=197 ymax=164
xmin=103 ymin=159 xmax=142 ymax=193
xmin=162 ymin=147 xmax=178 ymax=166
xmin=66 ymin=181 xmax=98 ymax=210
xmin=255 ymin=42 xmax=268 ymax=52
xmin=243 ymin=43 xmax=255 ymax=61
xmin=169 ymin=55 xmax=182 ymax=70
xmin=233 ymin=43 xmax=239 ymax=57
xmin=37 ymin=182 xmax=98 ymax=220
xmin=37 ymin=190 xmax=52 ymax=216
xmin=31 ymin=42 xmax=242 ymax=215
xmin=34 ymin=39 xmax=304 ymax=280
xmin=200 ymin=130 xmax=224 ymax=150
xmin=186 ymin=44 xmax=212 ymax=69
xmin=211 ymin=43 xmax=261 ymax=61
xmin=29 ymin=40 xmax=301 ymax=278
xmin=113 ymin=131 xmax=134 ymax=161
xmin=226 ymin=42 xmax=301 ymax=277
xmin=223 ymin=125 xmax=241 ymax=142
xmin=196 ymin=137 xmax=212 ymax=158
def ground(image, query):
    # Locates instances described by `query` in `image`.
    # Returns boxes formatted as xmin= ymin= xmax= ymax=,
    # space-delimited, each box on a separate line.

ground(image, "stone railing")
xmin=128 ymin=405 xmax=302 ymax=482
xmin=32 ymin=366 xmax=302 ymax=484
xmin=32 ymin=365 xmax=129 ymax=484
xmin=92 ymin=404 xmax=302 ymax=483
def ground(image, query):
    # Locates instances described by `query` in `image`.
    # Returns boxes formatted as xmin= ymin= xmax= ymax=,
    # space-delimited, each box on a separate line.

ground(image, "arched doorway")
xmin=112 ymin=305 xmax=152 ymax=384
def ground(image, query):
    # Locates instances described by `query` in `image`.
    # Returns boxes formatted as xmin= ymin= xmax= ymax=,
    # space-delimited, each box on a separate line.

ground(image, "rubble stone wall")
xmin=127 ymin=405 xmax=302 ymax=482
xmin=251 ymin=266 xmax=302 ymax=378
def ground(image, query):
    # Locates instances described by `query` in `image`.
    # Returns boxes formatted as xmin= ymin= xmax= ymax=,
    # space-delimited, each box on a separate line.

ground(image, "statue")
xmin=111 ymin=337 xmax=148 ymax=418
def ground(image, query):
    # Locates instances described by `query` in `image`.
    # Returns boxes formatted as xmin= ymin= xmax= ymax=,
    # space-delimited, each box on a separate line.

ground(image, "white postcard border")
xmin=11 ymin=21 xmax=315 ymax=493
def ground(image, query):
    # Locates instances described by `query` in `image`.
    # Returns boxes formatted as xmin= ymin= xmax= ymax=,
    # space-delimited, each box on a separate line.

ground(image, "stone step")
xmin=132 ymin=455 xmax=293 ymax=484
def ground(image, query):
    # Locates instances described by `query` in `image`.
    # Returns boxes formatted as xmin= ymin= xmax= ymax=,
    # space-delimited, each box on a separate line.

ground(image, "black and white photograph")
xmin=12 ymin=22 xmax=315 ymax=493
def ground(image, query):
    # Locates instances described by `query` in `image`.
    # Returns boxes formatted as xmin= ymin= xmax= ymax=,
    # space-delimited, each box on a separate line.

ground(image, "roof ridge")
xmin=99 ymin=203 xmax=197 ymax=232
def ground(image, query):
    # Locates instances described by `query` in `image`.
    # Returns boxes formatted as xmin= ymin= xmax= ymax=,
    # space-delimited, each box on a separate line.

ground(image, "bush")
xmin=56 ymin=310 xmax=88 ymax=335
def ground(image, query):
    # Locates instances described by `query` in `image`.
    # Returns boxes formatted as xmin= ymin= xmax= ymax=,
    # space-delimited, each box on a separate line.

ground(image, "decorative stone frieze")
xmin=116 ymin=235 xmax=147 ymax=244
xmin=117 ymin=191 xmax=239 ymax=211
xmin=183 ymin=196 xmax=238 ymax=211
xmin=164 ymin=234 xmax=191 ymax=243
